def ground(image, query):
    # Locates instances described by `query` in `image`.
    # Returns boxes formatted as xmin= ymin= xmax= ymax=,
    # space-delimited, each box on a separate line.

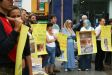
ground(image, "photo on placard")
xmin=104 ymin=38 xmax=109 ymax=51
xmin=37 ymin=43 xmax=44 ymax=52
xmin=79 ymin=32 xmax=93 ymax=54
xmin=30 ymin=40 xmax=36 ymax=53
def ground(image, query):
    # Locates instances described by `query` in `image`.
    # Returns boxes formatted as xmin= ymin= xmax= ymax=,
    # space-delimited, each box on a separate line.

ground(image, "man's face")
xmin=110 ymin=22 xmax=112 ymax=25
xmin=100 ymin=19 xmax=105 ymax=26
xmin=51 ymin=17 xmax=57 ymax=24
xmin=31 ymin=16 xmax=36 ymax=21
xmin=0 ymin=0 xmax=13 ymax=12
xmin=21 ymin=10 xmax=27 ymax=21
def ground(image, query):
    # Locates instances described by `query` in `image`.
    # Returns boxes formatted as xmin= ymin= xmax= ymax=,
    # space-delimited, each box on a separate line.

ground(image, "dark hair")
xmin=0 ymin=0 xmax=3 ymax=2
xmin=109 ymin=19 xmax=112 ymax=24
xmin=47 ymin=22 xmax=53 ymax=29
xmin=98 ymin=18 xmax=105 ymax=22
xmin=20 ymin=8 xmax=27 ymax=13
xmin=50 ymin=15 xmax=56 ymax=20
xmin=8 ymin=6 xmax=20 ymax=16
xmin=29 ymin=14 xmax=36 ymax=19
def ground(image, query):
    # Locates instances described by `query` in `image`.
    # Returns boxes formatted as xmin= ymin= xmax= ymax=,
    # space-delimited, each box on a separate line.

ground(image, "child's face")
xmin=47 ymin=27 xmax=53 ymax=34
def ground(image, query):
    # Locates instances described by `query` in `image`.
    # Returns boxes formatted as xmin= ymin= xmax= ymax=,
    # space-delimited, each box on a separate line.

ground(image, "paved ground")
xmin=55 ymin=61 xmax=112 ymax=75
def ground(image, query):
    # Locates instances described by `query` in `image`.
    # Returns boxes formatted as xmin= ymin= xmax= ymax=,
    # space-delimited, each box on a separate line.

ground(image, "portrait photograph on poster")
xmin=30 ymin=39 xmax=36 ymax=53
xmin=101 ymin=26 xmax=112 ymax=52
xmin=37 ymin=44 xmax=44 ymax=52
xmin=76 ymin=31 xmax=97 ymax=55
xmin=79 ymin=32 xmax=93 ymax=54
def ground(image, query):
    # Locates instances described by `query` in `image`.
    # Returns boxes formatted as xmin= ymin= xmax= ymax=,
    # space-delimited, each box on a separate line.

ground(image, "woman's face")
xmin=9 ymin=9 xmax=21 ymax=26
xmin=84 ymin=22 xmax=89 ymax=28
xmin=9 ymin=9 xmax=21 ymax=18
xmin=67 ymin=22 xmax=72 ymax=28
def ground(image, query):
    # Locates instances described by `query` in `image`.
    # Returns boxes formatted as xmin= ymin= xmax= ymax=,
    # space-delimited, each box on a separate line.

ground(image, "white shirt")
xmin=80 ymin=27 xmax=94 ymax=31
xmin=95 ymin=25 xmax=101 ymax=40
xmin=46 ymin=32 xmax=56 ymax=47
xmin=52 ymin=24 xmax=60 ymax=34
xmin=52 ymin=29 xmax=59 ymax=34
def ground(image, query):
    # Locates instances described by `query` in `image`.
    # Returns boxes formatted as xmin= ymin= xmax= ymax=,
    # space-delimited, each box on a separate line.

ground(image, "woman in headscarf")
xmin=62 ymin=20 xmax=77 ymax=71
xmin=78 ymin=19 xmax=94 ymax=71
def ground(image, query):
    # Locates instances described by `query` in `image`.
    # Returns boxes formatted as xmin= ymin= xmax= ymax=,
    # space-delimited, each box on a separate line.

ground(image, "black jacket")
xmin=0 ymin=13 xmax=30 ymax=68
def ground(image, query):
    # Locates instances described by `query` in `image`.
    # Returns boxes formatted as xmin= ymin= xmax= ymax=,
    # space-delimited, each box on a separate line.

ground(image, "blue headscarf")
xmin=83 ymin=19 xmax=91 ymax=29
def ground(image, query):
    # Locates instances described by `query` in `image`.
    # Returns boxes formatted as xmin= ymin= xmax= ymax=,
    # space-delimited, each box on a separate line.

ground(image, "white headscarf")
xmin=64 ymin=20 xmax=75 ymax=35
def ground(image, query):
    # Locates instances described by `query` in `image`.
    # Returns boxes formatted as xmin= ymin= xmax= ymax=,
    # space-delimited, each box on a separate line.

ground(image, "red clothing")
xmin=0 ymin=17 xmax=17 ymax=62
xmin=0 ymin=12 xmax=30 ymax=68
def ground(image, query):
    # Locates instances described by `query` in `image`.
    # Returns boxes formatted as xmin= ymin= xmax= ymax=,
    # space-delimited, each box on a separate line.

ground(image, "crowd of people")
xmin=0 ymin=0 xmax=112 ymax=75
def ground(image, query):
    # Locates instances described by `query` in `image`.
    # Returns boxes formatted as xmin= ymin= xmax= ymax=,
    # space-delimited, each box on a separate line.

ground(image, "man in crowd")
xmin=50 ymin=15 xmax=60 ymax=34
xmin=73 ymin=15 xmax=88 ymax=32
xmin=50 ymin=15 xmax=60 ymax=73
xmin=95 ymin=18 xmax=106 ymax=71
xmin=104 ymin=19 xmax=112 ymax=68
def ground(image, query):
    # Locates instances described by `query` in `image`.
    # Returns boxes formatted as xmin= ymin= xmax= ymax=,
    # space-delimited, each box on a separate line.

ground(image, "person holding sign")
xmin=95 ymin=18 xmax=106 ymax=71
xmin=62 ymin=20 xmax=76 ymax=71
xmin=0 ymin=0 xmax=22 ymax=74
xmin=8 ymin=6 xmax=33 ymax=75
xmin=78 ymin=19 xmax=94 ymax=71
xmin=29 ymin=14 xmax=37 ymax=24
xmin=104 ymin=19 xmax=112 ymax=67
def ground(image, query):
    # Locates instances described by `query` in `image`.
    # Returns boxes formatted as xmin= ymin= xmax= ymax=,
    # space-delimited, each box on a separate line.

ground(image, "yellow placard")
xmin=111 ymin=26 xmax=112 ymax=50
xmin=101 ymin=26 xmax=112 ymax=51
xmin=76 ymin=31 xmax=97 ymax=55
xmin=15 ymin=25 xmax=29 ymax=75
xmin=57 ymin=33 xmax=68 ymax=61
xmin=32 ymin=24 xmax=47 ymax=56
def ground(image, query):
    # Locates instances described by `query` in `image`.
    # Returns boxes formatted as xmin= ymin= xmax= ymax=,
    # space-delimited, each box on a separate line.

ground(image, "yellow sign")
xmin=101 ymin=26 xmax=112 ymax=51
xmin=32 ymin=24 xmax=47 ymax=56
xmin=111 ymin=26 xmax=112 ymax=50
xmin=76 ymin=31 xmax=97 ymax=55
xmin=15 ymin=25 xmax=29 ymax=75
xmin=57 ymin=33 xmax=68 ymax=61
